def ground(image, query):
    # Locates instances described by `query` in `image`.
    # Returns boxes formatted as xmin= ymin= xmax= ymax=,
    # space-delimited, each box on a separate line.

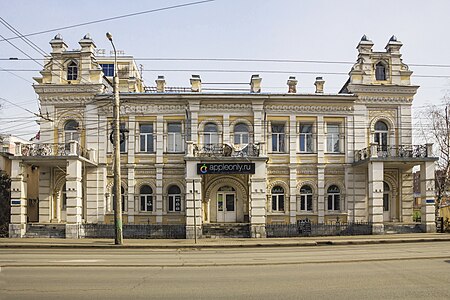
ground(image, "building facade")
xmin=7 ymin=34 xmax=437 ymax=238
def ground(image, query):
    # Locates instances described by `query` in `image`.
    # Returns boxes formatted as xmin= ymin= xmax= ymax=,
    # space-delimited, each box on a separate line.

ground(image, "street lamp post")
xmin=106 ymin=32 xmax=123 ymax=245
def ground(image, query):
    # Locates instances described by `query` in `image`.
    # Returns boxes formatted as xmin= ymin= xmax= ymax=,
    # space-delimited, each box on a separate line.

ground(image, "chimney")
xmin=190 ymin=74 xmax=201 ymax=92
xmin=155 ymin=75 xmax=166 ymax=92
xmin=287 ymin=76 xmax=298 ymax=93
xmin=49 ymin=33 xmax=67 ymax=54
xmin=314 ymin=77 xmax=325 ymax=93
xmin=250 ymin=74 xmax=261 ymax=93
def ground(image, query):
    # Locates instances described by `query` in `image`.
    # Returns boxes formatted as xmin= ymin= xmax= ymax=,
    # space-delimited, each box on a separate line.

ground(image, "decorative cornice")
xmin=99 ymin=104 xmax=186 ymax=115
xmin=268 ymin=169 xmax=290 ymax=175
xmin=34 ymin=84 xmax=104 ymax=94
xmin=297 ymin=168 xmax=318 ymax=175
xmin=358 ymin=96 xmax=413 ymax=104
xmin=39 ymin=96 xmax=94 ymax=104
xmin=200 ymin=103 xmax=252 ymax=111
xmin=266 ymin=105 xmax=353 ymax=113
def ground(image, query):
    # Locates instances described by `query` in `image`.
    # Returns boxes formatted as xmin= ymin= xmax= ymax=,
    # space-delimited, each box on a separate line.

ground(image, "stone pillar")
xmin=420 ymin=161 xmax=436 ymax=232
xmin=38 ymin=166 xmax=51 ymax=223
xmin=368 ymin=161 xmax=384 ymax=233
xmin=185 ymin=160 xmax=202 ymax=239
xmin=317 ymin=166 xmax=325 ymax=223
xmin=289 ymin=115 xmax=297 ymax=224
xmin=223 ymin=114 xmax=230 ymax=144
xmin=127 ymin=168 xmax=135 ymax=223
xmin=9 ymin=159 xmax=27 ymax=238
xmin=250 ymin=160 xmax=267 ymax=238
xmin=65 ymin=159 xmax=83 ymax=238
xmin=155 ymin=115 xmax=164 ymax=223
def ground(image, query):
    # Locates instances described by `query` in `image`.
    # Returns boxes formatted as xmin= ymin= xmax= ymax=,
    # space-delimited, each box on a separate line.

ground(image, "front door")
xmin=217 ymin=192 xmax=236 ymax=222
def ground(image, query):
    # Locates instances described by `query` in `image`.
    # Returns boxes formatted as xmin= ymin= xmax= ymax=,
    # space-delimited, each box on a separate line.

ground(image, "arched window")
xmin=374 ymin=120 xmax=388 ymax=151
xmin=204 ymin=123 xmax=219 ymax=145
xmin=383 ymin=182 xmax=390 ymax=212
xmin=299 ymin=185 xmax=313 ymax=211
xmin=375 ymin=62 xmax=386 ymax=81
xmin=140 ymin=185 xmax=153 ymax=212
xmin=271 ymin=186 xmax=285 ymax=212
xmin=234 ymin=123 xmax=249 ymax=145
xmin=168 ymin=185 xmax=182 ymax=212
xmin=112 ymin=186 xmax=126 ymax=212
xmin=67 ymin=61 xmax=78 ymax=81
xmin=64 ymin=120 xmax=80 ymax=144
xmin=327 ymin=185 xmax=340 ymax=211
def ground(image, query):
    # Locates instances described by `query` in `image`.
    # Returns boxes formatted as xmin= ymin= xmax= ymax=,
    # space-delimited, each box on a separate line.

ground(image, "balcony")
xmin=354 ymin=143 xmax=433 ymax=163
xmin=187 ymin=142 xmax=262 ymax=158
xmin=15 ymin=141 xmax=92 ymax=161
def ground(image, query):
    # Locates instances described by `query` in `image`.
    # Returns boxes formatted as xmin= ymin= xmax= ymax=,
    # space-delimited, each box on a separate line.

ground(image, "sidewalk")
xmin=1 ymin=233 xmax=450 ymax=249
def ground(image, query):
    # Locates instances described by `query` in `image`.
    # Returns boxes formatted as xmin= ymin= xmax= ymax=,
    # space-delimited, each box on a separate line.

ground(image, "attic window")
xmin=67 ymin=61 xmax=78 ymax=81
xmin=375 ymin=62 xmax=387 ymax=81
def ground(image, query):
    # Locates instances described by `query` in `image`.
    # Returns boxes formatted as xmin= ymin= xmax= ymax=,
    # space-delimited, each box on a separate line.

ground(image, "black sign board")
xmin=197 ymin=163 xmax=255 ymax=175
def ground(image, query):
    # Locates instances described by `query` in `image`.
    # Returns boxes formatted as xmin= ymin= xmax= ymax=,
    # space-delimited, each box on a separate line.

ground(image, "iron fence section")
xmin=266 ymin=221 xmax=373 ymax=238
xmin=82 ymin=224 xmax=186 ymax=239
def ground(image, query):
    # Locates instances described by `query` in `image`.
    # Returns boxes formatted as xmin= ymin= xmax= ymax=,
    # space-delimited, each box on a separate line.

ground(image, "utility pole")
xmin=106 ymin=32 xmax=123 ymax=245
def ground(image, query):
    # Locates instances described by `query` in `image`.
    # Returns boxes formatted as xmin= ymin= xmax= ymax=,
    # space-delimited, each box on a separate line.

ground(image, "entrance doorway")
xmin=217 ymin=186 xmax=236 ymax=222
xmin=383 ymin=181 xmax=390 ymax=221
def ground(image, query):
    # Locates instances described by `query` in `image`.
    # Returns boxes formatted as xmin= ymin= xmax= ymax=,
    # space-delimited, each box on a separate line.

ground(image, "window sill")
xmin=164 ymin=151 xmax=185 ymax=155
xmin=324 ymin=152 xmax=345 ymax=155
xmin=296 ymin=152 xmax=316 ymax=155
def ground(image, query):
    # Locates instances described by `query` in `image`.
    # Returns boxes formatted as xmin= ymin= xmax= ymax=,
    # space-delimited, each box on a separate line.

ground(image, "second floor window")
xmin=204 ymin=123 xmax=219 ymax=145
xmin=140 ymin=124 xmax=154 ymax=153
xmin=67 ymin=61 xmax=78 ymax=81
xmin=167 ymin=122 xmax=183 ymax=152
xmin=64 ymin=120 xmax=80 ymax=144
xmin=271 ymin=123 xmax=286 ymax=152
xmin=234 ymin=123 xmax=249 ymax=145
xmin=375 ymin=62 xmax=387 ymax=80
xmin=120 ymin=123 xmax=127 ymax=153
xmin=374 ymin=121 xmax=388 ymax=151
xmin=299 ymin=123 xmax=313 ymax=152
xmin=326 ymin=124 xmax=340 ymax=153
xmin=100 ymin=64 xmax=114 ymax=77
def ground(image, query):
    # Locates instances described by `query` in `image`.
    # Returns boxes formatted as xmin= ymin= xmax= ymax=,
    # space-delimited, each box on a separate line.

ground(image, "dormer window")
xmin=375 ymin=62 xmax=386 ymax=81
xmin=67 ymin=61 xmax=78 ymax=81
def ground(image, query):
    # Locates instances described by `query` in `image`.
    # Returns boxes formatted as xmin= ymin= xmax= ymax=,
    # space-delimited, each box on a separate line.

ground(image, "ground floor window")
xmin=271 ymin=186 xmax=285 ymax=212
xmin=327 ymin=185 xmax=340 ymax=211
xmin=299 ymin=185 xmax=313 ymax=211
xmin=383 ymin=182 xmax=390 ymax=211
xmin=168 ymin=185 xmax=182 ymax=212
xmin=140 ymin=185 xmax=153 ymax=212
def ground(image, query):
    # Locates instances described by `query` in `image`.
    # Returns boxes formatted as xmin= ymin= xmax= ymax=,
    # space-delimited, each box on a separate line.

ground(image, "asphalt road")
xmin=1 ymin=242 xmax=450 ymax=299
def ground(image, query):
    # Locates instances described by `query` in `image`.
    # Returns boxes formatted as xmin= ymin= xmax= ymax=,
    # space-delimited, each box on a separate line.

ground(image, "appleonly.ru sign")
xmin=197 ymin=163 xmax=255 ymax=175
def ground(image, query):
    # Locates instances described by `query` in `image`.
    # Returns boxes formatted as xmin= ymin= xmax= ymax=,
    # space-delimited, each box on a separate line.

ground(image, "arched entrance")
xmin=204 ymin=175 xmax=248 ymax=223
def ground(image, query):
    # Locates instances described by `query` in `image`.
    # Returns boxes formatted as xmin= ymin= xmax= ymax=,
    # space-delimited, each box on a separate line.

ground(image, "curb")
xmin=1 ymin=237 xmax=450 ymax=249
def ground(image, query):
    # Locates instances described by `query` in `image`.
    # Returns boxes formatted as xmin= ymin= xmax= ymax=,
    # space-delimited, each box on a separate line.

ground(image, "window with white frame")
xmin=234 ymin=123 xmax=249 ymax=145
xmin=271 ymin=123 xmax=286 ymax=152
xmin=299 ymin=185 xmax=313 ymax=211
xmin=271 ymin=186 xmax=285 ymax=212
xmin=168 ymin=185 xmax=182 ymax=212
xmin=203 ymin=123 xmax=219 ymax=145
xmin=100 ymin=64 xmax=114 ymax=77
xmin=326 ymin=124 xmax=340 ymax=153
xmin=64 ymin=120 xmax=80 ymax=151
xmin=327 ymin=185 xmax=340 ymax=211
xmin=67 ymin=61 xmax=78 ymax=81
xmin=140 ymin=185 xmax=153 ymax=212
xmin=299 ymin=123 xmax=313 ymax=153
xmin=139 ymin=124 xmax=154 ymax=153
xmin=167 ymin=122 xmax=183 ymax=152
xmin=374 ymin=121 xmax=388 ymax=151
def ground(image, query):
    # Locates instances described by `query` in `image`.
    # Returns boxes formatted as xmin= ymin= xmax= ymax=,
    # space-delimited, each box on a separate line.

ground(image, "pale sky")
xmin=1 ymin=0 xmax=450 ymax=139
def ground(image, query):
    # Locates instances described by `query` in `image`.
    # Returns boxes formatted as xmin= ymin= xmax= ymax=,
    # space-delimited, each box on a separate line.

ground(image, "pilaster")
xmin=289 ymin=115 xmax=297 ymax=223
xmin=250 ymin=161 xmax=267 ymax=238
xmin=317 ymin=166 xmax=325 ymax=223
xmin=65 ymin=159 xmax=83 ymax=238
xmin=368 ymin=161 xmax=384 ymax=233
xmin=185 ymin=161 xmax=202 ymax=239
xmin=420 ymin=161 xmax=436 ymax=232
xmin=9 ymin=159 xmax=27 ymax=238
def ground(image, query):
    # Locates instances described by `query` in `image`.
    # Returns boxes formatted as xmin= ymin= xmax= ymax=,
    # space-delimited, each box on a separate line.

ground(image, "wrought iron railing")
xmin=193 ymin=143 xmax=260 ymax=158
xmin=354 ymin=144 xmax=429 ymax=162
xmin=19 ymin=143 xmax=89 ymax=159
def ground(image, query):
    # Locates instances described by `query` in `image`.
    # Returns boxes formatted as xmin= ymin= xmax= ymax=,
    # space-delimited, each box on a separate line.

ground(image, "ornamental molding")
xmin=200 ymin=103 xmax=252 ymax=111
xmin=357 ymin=96 xmax=413 ymax=104
xmin=99 ymin=104 xmax=186 ymax=115
xmin=297 ymin=168 xmax=318 ymax=175
xmin=34 ymin=85 xmax=104 ymax=94
xmin=135 ymin=170 xmax=156 ymax=176
xmin=325 ymin=169 xmax=345 ymax=175
xmin=268 ymin=168 xmax=290 ymax=175
xmin=265 ymin=105 xmax=353 ymax=113
xmin=39 ymin=96 xmax=94 ymax=104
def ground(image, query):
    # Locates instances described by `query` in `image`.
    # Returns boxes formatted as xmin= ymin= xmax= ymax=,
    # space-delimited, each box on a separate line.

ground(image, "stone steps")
xmin=202 ymin=223 xmax=250 ymax=238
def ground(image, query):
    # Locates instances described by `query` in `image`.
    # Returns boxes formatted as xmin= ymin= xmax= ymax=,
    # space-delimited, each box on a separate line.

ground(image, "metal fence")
xmin=82 ymin=224 xmax=186 ymax=239
xmin=266 ymin=221 xmax=373 ymax=238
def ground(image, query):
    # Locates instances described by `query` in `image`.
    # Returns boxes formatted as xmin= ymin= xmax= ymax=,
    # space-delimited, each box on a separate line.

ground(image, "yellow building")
xmin=7 ymin=34 xmax=438 ymax=238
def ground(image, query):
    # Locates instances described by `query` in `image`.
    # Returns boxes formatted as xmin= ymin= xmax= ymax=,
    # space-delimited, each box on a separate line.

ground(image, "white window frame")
xmin=299 ymin=185 xmax=313 ymax=212
xmin=327 ymin=185 xmax=341 ymax=211
xmin=326 ymin=123 xmax=341 ymax=153
xmin=271 ymin=186 xmax=285 ymax=212
xmin=167 ymin=122 xmax=183 ymax=153
xmin=299 ymin=123 xmax=314 ymax=153
xmin=67 ymin=61 xmax=78 ymax=81
xmin=167 ymin=185 xmax=183 ymax=212
xmin=234 ymin=123 xmax=250 ymax=146
xmin=271 ymin=123 xmax=286 ymax=153
xmin=140 ymin=185 xmax=153 ymax=212
xmin=139 ymin=123 xmax=154 ymax=153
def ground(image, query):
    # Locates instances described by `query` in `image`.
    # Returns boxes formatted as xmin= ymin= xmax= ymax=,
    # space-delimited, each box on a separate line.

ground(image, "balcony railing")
xmin=354 ymin=144 xmax=432 ymax=163
xmin=16 ymin=141 xmax=91 ymax=160
xmin=189 ymin=143 xmax=261 ymax=158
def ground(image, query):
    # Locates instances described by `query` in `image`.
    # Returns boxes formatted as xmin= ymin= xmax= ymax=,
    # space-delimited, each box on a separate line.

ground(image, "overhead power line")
xmin=0 ymin=0 xmax=216 ymax=43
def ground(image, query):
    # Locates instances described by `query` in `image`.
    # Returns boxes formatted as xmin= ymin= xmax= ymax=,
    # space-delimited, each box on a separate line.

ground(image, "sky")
xmin=1 ymin=0 xmax=450 ymax=140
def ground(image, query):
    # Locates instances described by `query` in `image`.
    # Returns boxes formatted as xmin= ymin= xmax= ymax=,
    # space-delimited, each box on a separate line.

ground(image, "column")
xmin=420 ymin=161 xmax=436 ymax=232
xmin=38 ymin=166 xmax=51 ymax=223
xmin=185 ymin=161 xmax=202 ymax=239
xmin=250 ymin=160 xmax=267 ymax=238
xmin=65 ymin=159 xmax=83 ymax=238
xmin=127 ymin=168 xmax=135 ymax=223
xmin=317 ymin=166 xmax=325 ymax=223
xmin=368 ymin=161 xmax=384 ymax=234
xmin=155 ymin=115 xmax=164 ymax=223
xmin=9 ymin=159 xmax=27 ymax=238
xmin=223 ymin=114 xmax=230 ymax=145
xmin=289 ymin=115 xmax=297 ymax=224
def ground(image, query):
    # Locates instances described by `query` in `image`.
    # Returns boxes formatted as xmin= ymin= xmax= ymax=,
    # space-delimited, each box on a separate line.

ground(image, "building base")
xmin=250 ymin=224 xmax=266 ymax=238
xmin=9 ymin=223 xmax=26 ymax=238
xmin=186 ymin=225 xmax=202 ymax=239
xmin=65 ymin=224 xmax=83 ymax=239
xmin=372 ymin=223 xmax=384 ymax=234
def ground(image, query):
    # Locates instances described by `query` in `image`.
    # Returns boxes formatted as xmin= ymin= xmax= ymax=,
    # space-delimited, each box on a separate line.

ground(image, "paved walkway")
xmin=1 ymin=233 xmax=450 ymax=249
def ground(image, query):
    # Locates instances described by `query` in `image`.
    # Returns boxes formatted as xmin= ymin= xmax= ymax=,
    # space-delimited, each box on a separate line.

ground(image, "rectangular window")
xmin=140 ymin=195 xmax=153 ymax=212
xmin=139 ymin=124 xmax=154 ymax=153
xmin=168 ymin=195 xmax=182 ymax=212
xmin=299 ymin=123 xmax=313 ymax=152
xmin=119 ymin=123 xmax=127 ymax=153
xmin=167 ymin=122 xmax=183 ymax=152
xmin=100 ymin=64 xmax=115 ymax=77
xmin=326 ymin=124 xmax=340 ymax=153
xmin=272 ymin=194 xmax=285 ymax=212
xmin=327 ymin=194 xmax=340 ymax=211
xmin=271 ymin=123 xmax=286 ymax=152
xmin=300 ymin=195 xmax=313 ymax=211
